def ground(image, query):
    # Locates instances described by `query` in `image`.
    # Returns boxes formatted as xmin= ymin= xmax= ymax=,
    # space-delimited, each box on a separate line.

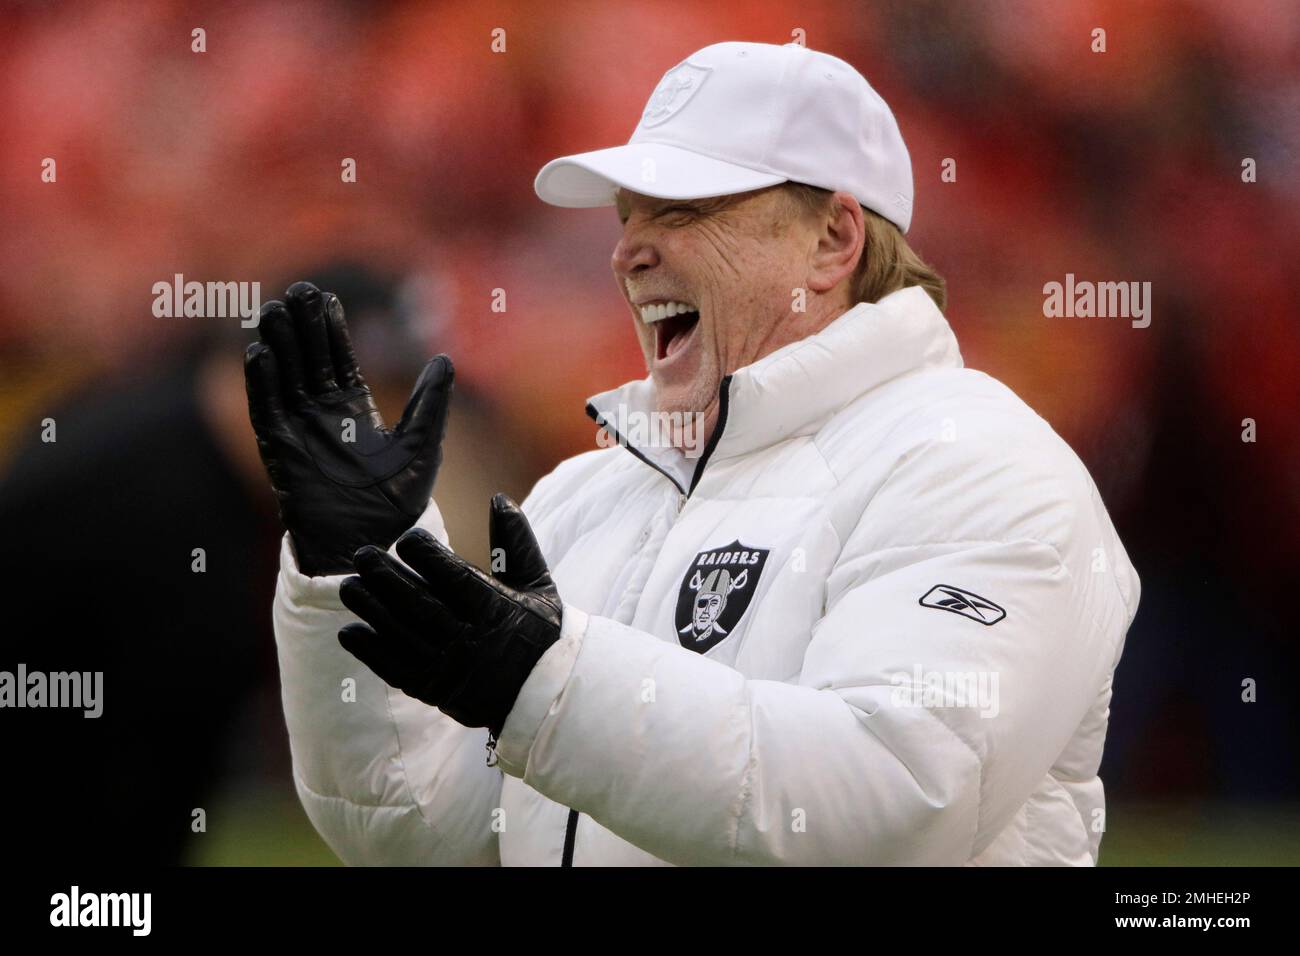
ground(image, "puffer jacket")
xmin=271 ymin=285 xmax=1140 ymax=866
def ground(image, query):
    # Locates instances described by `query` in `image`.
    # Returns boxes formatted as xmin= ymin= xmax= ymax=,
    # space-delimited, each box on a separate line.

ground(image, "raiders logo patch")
xmin=675 ymin=540 xmax=770 ymax=653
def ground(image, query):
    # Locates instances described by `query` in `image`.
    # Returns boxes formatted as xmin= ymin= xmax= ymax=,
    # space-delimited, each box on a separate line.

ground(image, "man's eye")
xmin=660 ymin=205 xmax=697 ymax=221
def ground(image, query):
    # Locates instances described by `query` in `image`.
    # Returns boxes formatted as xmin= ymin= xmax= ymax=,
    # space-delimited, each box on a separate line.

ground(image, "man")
xmin=247 ymin=41 xmax=1139 ymax=865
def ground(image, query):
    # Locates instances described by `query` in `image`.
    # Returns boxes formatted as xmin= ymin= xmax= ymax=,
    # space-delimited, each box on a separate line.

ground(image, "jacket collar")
xmin=586 ymin=286 xmax=963 ymax=493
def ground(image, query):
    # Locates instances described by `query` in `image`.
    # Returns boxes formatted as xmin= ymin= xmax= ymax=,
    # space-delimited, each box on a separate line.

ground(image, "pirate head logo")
xmin=640 ymin=61 xmax=712 ymax=128
xmin=675 ymin=540 xmax=770 ymax=653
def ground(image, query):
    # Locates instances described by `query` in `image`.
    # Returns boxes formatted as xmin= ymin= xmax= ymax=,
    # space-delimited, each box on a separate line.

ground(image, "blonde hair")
xmin=781 ymin=182 xmax=946 ymax=312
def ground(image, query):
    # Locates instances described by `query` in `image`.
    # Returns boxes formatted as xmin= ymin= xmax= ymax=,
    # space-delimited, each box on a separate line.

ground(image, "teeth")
xmin=639 ymin=300 xmax=697 ymax=324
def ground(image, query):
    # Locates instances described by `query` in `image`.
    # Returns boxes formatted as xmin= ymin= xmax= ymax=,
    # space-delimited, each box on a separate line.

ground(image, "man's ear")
xmin=806 ymin=192 xmax=864 ymax=294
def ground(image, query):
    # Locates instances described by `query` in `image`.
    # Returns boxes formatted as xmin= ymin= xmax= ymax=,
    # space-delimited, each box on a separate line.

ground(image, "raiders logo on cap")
xmin=640 ymin=61 xmax=712 ymax=128
xmin=674 ymin=540 xmax=770 ymax=653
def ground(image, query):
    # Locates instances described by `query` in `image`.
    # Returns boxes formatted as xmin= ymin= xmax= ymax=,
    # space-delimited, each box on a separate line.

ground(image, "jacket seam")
xmin=294 ymin=769 xmax=444 ymax=824
xmin=1086 ymin=480 xmax=1138 ymax=623
xmin=811 ymin=366 xmax=946 ymax=486
xmin=728 ymin=684 xmax=758 ymax=862
xmin=850 ymin=536 xmax=1067 ymax=568
xmin=725 ymin=690 xmax=983 ymax=865
xmin=380 ymin=684 xmax=442 ymax=835
xmin=905 ymin=704 xmax=983 ymax=863
xmin=1022 ymin=774 xmax=1090 ymax=866
xmin=808 ymin=435 xmax=841 ymax=493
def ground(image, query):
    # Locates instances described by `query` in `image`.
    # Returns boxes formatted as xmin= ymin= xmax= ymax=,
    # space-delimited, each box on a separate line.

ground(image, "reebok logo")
xmin=918 ymin=585 xmax=1006 ymax=626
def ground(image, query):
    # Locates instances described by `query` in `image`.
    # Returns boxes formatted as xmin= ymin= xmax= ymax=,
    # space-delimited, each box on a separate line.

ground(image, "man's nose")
xmin=611 ymin=227 xmax=659 ymax=277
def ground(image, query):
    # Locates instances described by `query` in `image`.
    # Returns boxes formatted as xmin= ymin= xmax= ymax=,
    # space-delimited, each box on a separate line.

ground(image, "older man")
xmin=247 ymin=41 xmax=1139 ymax=866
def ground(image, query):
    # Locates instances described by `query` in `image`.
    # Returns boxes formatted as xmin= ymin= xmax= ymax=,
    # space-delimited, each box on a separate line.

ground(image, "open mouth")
xmin=638 ymin=300 xmax=701 ymax=362
xmin=657 ymin=309 xmax=700 ymax=360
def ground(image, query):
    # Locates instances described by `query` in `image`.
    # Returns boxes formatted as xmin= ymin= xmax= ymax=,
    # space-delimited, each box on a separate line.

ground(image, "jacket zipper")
xmin=584 ymin=375 xmax=732 ymax=499
xmin=562 ymin=377 xmax=734 ymax=865
xmin=561 ymin=808 xmax=580 ymax=866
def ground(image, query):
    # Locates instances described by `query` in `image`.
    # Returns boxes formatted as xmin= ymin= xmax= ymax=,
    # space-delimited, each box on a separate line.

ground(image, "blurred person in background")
xmin=0 ymin=262 xmax=525 ymax=864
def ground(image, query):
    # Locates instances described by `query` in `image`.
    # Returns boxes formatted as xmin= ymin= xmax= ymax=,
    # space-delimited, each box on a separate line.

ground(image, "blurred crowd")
xmin=0 ymin=0 xmax=1296 ymax=863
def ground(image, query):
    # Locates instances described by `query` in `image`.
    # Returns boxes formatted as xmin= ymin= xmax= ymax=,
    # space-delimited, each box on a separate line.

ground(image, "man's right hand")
xmin=244 ymin=281 xmax=454 ymax=577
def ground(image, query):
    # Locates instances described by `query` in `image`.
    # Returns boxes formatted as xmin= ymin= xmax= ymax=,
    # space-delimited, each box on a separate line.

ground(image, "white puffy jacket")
xmin=272 ymin=285 xmax=1140 ymax=866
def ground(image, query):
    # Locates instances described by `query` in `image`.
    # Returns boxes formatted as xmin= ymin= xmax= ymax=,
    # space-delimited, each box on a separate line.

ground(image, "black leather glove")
xmin=244 ymin=281 xmax=454 ymax=576
xmin=337 ymin=494 xmax=562 ymax=740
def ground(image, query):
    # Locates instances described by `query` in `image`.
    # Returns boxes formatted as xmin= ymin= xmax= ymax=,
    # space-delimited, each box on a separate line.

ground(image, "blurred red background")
xmin=0 ymin=0 xmax=1296 ymax=863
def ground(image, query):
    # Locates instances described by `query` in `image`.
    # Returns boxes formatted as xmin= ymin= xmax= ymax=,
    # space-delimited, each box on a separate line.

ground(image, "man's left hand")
xmin=337 ymin=493 xmax=562 ymax=739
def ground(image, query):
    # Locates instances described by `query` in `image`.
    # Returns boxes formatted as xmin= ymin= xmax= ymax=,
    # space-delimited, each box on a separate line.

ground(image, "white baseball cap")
xmin=534 ymin=41 xmax=915 ymax=232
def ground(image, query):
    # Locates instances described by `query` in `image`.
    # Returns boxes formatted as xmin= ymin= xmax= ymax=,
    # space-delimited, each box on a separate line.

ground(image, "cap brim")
xmin=534 ymin=142 xmax=786 ymax=208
